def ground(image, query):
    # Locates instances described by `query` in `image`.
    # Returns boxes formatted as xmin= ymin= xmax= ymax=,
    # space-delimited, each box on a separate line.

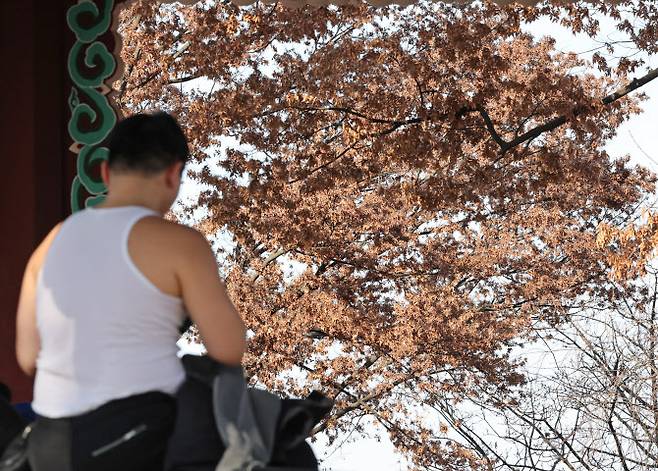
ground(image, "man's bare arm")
xmin=16 ymin=224 xmax=61 ymax=376
xmin=176 ymin=228 xmax=247 ymax=365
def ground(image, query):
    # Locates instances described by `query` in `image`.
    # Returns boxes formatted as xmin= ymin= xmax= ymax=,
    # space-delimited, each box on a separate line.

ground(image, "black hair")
xmin=106 ymin=112 xmax=189 ymax=175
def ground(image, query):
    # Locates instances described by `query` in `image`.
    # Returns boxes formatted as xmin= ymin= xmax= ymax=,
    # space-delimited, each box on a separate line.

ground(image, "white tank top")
xmin=33 ymin=205 xmax=186 ymax=418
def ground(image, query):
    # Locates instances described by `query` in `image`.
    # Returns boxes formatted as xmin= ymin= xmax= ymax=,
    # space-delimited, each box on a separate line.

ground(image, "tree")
xmin=437 ymin=260 xmax=658 ymax=470
xmin=115 ymin=1 xmax=658 ymax=468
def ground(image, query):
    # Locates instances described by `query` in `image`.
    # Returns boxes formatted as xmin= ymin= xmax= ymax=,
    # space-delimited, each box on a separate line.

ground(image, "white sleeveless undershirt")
xmin=33 ymin=205 xmax=186 ymax=418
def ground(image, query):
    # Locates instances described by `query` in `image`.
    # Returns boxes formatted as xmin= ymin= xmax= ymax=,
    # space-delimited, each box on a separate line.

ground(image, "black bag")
xmin=0 ymin=425 xmax=31 ymax=471
xmin=164 ymin=355 xmax=333 ymax=471
xmin=0 ymin=392 xmax=25 ymax=459
xmin=0 ymin=387 xmax=29 ymax=471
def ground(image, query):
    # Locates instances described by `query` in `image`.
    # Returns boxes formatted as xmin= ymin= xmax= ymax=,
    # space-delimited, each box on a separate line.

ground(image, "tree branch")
xmin=477 ymin=105 xmax=508 ymax=149
xmin=483 ymin=66 xmax=658 ymax=155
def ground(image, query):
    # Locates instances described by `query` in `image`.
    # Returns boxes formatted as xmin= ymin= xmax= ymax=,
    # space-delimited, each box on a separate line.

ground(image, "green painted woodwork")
xmin=66 ymin=0 xmax=117 ymax=212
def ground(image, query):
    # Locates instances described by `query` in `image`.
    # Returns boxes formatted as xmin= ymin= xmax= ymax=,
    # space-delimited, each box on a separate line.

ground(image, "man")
xmin=14 ymin=112 xmax=246 ymax=471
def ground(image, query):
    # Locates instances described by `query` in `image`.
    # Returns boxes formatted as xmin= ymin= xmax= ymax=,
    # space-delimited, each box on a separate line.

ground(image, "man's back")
xmin=34 ymin=205 xmax=185 ymax=418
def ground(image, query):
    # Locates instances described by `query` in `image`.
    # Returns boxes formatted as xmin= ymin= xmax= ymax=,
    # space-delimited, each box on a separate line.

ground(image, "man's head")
xmin=100 ymin=112 xmax=189 ymax=213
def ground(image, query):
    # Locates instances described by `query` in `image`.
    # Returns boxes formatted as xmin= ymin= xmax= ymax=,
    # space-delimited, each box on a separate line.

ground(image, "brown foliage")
xmin=116 ymin=1 xmax=658 ymax=468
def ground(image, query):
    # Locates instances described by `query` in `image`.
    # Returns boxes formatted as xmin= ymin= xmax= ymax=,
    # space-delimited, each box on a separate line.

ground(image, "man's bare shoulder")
xmin=30 ymin=222 xmax=64 ymax=275
xmin=136 ymin=216 xmax=209 ymax=252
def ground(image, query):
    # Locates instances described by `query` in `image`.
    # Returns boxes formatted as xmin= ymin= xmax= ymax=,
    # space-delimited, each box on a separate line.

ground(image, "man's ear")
xmin=165 ymin=161 xmax=184 ymax=188
xmin=100 ymin=160 xmax=110 ymax=186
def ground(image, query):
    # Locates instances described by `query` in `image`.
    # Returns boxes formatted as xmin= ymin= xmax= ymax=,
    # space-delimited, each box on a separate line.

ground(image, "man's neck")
xmin=95 ymin=196 xmax=164 ymax=214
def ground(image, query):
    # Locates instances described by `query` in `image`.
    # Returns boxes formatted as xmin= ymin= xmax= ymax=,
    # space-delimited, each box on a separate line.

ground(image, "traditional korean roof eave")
xmin=170 ymin=0 xmax=591 ymax=7
xmin=228 ymin=0 xmax=613 ymax=6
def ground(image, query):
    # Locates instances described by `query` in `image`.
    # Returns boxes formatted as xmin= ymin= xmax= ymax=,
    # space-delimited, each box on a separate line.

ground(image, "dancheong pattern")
xmin=66 ymin=0 xmax=117 ymax=212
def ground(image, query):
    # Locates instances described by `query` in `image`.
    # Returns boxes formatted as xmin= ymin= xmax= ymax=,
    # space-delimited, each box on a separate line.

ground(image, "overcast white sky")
xmin=174 ymin=11 xmax=658 ymax=470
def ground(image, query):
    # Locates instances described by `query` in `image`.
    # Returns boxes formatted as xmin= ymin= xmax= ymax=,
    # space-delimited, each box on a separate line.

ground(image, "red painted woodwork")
xmin=0 ymin=0 xmax=76 ymax=403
